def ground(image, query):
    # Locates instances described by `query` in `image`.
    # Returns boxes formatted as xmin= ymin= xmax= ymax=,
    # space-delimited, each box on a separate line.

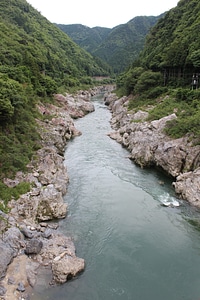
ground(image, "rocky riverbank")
xmin=104 ymin=93 xmax=200 ymax=207
xmin=0 ymin=86 xmax=112 ymax=300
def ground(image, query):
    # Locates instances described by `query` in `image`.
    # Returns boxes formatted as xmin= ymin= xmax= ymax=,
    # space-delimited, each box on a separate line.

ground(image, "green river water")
xmin=33 ymin=93 xmax=200 ymax=300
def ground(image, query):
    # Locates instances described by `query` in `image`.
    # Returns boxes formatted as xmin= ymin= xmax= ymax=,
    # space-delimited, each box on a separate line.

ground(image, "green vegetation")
xmin=0 ymin=181 xmax=31 ymax=212
xmin=0 ymin=0 xmax=111 ymax=210
xmin=56 ymin=24 xmax=111 ymax=54
xmin=116 ymin=0 xmax=200 ymax=142
xmin=1 ymin=0 xmax=200 ymax=211
xmin=57 ymin=15 xmax=162 ymax=73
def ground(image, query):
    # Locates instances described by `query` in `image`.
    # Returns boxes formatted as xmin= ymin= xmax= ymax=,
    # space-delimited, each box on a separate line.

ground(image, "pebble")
xmin=17 ymin=282 xmax=25 ymax=292
xmin=7 ymin=277 xmax=15 ymax=285
xmin=40 ymin=222 xmax=48 ymax=228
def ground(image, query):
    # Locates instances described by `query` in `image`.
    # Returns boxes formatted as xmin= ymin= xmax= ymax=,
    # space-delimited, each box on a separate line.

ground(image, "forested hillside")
xmin=117 ymin=0 xmax=200 ymax=142
xmin=141 ymin=0 xmax=200 ymax=86
xmin=56 ymin=24 xmax=111 ymax=54
xmin=57 ymin=15 xmax=163 ymax=73
xmin=0 ymin=0 xmax=110 ymax=180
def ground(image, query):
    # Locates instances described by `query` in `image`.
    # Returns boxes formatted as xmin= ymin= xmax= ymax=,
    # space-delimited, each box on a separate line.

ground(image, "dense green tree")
xmin=57 ymin=15 xmax=163 ymax=74
xmin=0 ymin=0 xmax=110 ymax=180
xmin=116 ymin=0 xmax=200 ymax=142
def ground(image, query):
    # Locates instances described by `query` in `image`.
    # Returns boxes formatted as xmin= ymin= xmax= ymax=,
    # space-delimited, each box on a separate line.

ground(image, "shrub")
xmin=173 ymin=88 xmax=200 ymax=102
xmin=134 ymin=70 xmax=163 ymax=95
xmin=0 ymin=181 xmax=31 ymax=212
xmin=145 ymin=86 xmax=168 ymax=99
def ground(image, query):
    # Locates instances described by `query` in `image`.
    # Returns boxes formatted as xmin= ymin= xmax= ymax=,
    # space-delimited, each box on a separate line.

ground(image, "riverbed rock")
xmin=25 ymin=239 xmax=43 ymax=255
xmin=31 ymin=233 xmax=85 ymax=285
xmin=54 ymin=91 xmax=95 ymax=119
xmin=36 ymin=184 xmax=67 ymax=221
xmin=0 ymin=87 xmax=111 ymax=299
xmin=3 ymin=227 xmax=24 ymax=256
xmin=36 ymin=147 xmax=69 ymax=193
xmin=52 ymin=254 xmax=85 ymax=284
xmin=0 ymin=285 xmax=6 ymax=296
xmin=0 ymin=241 xmax=14 ymax=279
xmin=106 ymin=93 xmax=200 ymax=207
xmin=173 ymin=167 xmax=200 ymax=205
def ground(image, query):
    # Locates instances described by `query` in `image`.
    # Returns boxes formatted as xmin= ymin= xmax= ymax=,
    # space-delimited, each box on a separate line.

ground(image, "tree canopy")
xmin=0 ymin=0 xmax=110 ymax=178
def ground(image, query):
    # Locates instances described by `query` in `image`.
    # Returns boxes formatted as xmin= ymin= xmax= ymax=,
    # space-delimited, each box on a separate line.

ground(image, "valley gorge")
xmin=0 ymin=86 xmax=110 ymax=300
xmin=1 ymin=86 xmax=200 ymax=300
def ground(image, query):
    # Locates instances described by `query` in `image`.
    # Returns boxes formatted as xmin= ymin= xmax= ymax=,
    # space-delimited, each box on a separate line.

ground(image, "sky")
xmin=27 ymin=0 xmax=179 ymax=28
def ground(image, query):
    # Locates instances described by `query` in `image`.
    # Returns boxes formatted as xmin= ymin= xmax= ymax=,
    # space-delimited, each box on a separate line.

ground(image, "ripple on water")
xmin=33 ymin=94 xmax=200 ymax=300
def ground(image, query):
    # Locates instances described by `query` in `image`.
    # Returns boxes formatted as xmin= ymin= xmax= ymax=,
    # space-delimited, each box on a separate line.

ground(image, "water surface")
xmin=33 ymin=93 xmax=200 ymax=300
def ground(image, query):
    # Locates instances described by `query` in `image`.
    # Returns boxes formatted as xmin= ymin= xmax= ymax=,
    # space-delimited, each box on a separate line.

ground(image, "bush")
xmin=39 ymin=75 xmax=58 ymax=95
xmin=165 ymin=109 xmax=200 ymax=141
xmin=134 ymin=70 xmax=163 ymax=95
xmin=145 ymin=86 xmax=168 ymax=99
xmin=0 ymin=181 xmax=31 ymax=212
xmin=173 ymin=88 xmax=200 ymax=102
xmin=116 ymin=67 xmax=145 ymax=96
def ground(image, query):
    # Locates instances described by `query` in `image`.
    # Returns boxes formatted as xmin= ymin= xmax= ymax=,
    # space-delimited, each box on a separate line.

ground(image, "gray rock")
xmin=25 ymin=239 xmax=43 ymax=255
xmin=7 ymin=277 xmax=15 ymax=285
xmin=20 ymin=226 xmax=34 ymax=239
xmin=0 ymin=241 xmax=14 ymax=279
xmin=3 ymin=227 xmax=24 ymax=256
xmin=36 ymin=184 xmax=67 ymax=221
xmin=0 ymin=285 xmax=6 ymax=296
xmin=106 ymin=93 xmax=200 ymax=207
xmin=52 ymin=255 xmax=85 ymax=284
xmin=42 ymin=228 xmax=52 ymax=239
xmin=17 ymin=282 xmax=25 ymax=292
xmin=173 ymin=167 xmax=200 ymax=205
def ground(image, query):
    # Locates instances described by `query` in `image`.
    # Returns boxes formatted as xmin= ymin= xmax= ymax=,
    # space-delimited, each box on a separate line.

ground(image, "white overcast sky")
xmin=27 ymin=0 xmax=179 ymax=28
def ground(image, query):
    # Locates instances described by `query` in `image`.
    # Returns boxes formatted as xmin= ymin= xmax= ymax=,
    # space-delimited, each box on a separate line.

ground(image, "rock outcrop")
xmin=105 ymin=93 xmax=200 ymax=207
xmin=0 ymin=87 xmax=111 ymax=300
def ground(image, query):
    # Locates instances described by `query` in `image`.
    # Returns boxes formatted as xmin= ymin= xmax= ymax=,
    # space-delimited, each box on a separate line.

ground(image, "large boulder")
xmin=173 ymin=167 xmax=200 ymax=205
xmin=3 ymin=227 xmax=24 ymax=256
xmin=36 ymin=184 xmax=67 ymax=221
xmin=25 ymin=239 xmax=43 ymax=255
xmin=54 ymin=92 xmax=95 ymax=119
xmin=36 ymin=234 xmax=85 ymax=284
xmin=36 ymin=147 xmax=69 ymax=194
xmin=0 ymin=241 xmax=14 ymax=279
xmin=52 ymin=254 xmax=85 ymax=284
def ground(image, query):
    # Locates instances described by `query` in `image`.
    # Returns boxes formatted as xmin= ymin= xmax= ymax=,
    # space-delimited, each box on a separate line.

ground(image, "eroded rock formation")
xmin=0 ymin=87 xmax=109 ymax=300
xmin=105 ymin=93 xmax=200 ymax=207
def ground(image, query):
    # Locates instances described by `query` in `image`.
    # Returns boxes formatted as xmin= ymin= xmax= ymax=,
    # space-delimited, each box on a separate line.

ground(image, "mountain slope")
xmin=56 ymin=24 xmax=111 ymax=53
xmin=0 ymin=0 xmax=110 ymax=178
xmin=140 ymin=0 xmax=200 ymax=84
xmin=116 ymin=0 xmax=200 ymax=143
xmin=93 ymin=15 xmax=163 ymax=73
xmin=57 ymin=15 xmax=163 ymax=73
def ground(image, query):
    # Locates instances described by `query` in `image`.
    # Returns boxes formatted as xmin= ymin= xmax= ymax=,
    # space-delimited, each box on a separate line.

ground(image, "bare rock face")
xmin=35 ymin=147 xmax=69 ymax=194
xmin=173 ymin=167 xmax=200 ymax=205
xmin=0 ymin=241 xmax=14 ymax=279
xmin=37 ymin=233 xmax=85 ymax=284
xmin=36 ymin=184 xmax=67 ymax=221
xmin=3 ymin=227 xmax=24 ymax=256
xmin=25 ymin=239 xmax=43 ymax=255
xmin=0 ymin=87 xmax=113 ymax=299
xmin=54 ymin=91 xmax=95 ymax=119
xmin=106 ymin=93 xmax=200 ymax=207
xmin=52 ymin=255 xmax=85 ymax=284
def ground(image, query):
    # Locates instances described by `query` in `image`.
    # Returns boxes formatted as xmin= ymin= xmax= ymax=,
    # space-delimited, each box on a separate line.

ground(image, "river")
xmin=33 ymin=92 xmax=200 ymax=300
